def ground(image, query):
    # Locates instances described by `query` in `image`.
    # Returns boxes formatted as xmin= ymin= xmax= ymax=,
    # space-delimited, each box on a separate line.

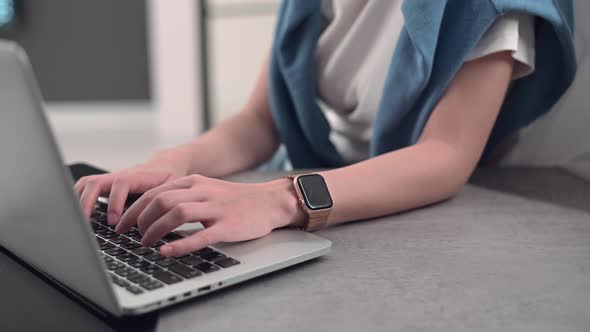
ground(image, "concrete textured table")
xmin=2 ymin=168 xmax=590 ymax=332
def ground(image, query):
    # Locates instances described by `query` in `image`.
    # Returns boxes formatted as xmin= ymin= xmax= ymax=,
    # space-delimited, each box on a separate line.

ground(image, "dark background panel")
xmin=0 ymin=0 xmax=150 ymax=101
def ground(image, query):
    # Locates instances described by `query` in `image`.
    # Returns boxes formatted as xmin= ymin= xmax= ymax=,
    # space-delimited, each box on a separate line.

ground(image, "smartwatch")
xmin=286 ymin=174 xmax=333 ymax=232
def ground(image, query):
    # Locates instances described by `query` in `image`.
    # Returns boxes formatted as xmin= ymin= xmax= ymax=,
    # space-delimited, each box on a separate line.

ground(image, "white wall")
xmin=147 ymin=0 xmax=278 ymax=129
xmin=147 ymin=0 xmax=203 ymax=137
xmin=208 ymin=2 xmax=278 ymax=124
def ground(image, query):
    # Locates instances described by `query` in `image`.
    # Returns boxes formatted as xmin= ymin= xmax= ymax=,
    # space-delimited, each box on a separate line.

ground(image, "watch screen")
xmin=297 ymin=174 xmax=333 ymax=210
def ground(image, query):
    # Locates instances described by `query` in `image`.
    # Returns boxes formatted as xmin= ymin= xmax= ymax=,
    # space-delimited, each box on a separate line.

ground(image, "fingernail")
xmin=161 ymin=245 xmax=174 ymax=256
xmin=108 ymin=212 xmax=119 ymax=225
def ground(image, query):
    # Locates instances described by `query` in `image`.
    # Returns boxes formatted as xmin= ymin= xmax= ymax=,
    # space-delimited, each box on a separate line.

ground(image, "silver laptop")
xmin=0 ymin=41 xmax=331 ymax=316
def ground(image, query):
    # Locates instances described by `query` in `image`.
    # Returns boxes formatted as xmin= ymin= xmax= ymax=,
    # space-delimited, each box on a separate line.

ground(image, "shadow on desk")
xmin=469 ymin=167 xmax=590 ymax=214
xmin=0 ymin=246 xmax=159 ymax=332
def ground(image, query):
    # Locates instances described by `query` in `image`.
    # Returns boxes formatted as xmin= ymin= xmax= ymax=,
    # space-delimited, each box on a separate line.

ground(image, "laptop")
xmin=0 ymin=41 xmax=332 ymax=316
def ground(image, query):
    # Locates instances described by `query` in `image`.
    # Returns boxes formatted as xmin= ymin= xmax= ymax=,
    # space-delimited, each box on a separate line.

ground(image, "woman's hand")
xmin=114 ymin=175 xmax=304 ymax=257
xmin=74 ymin=150 xmax=190 ymax=225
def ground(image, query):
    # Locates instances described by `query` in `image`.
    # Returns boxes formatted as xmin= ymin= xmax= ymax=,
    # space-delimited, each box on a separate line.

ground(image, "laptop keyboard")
xmin=90 ymin=204 xmax=240 ymax=295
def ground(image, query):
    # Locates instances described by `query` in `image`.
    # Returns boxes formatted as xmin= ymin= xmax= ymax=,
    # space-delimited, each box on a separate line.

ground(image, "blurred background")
xmin=0 ymin=0 xmax=588 ymax=178
xmin=0 ymin=0 xmax=279 ymax=170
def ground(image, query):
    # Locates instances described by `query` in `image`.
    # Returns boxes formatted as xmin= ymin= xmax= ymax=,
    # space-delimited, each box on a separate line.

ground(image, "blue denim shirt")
xmin=268 ymin=0 xmax=577 ymax=169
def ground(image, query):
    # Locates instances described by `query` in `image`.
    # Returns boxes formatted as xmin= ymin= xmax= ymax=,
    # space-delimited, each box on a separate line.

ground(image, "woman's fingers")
xmin=74 ymin=177 xmax=89 ymax=197
xmin=79 ymin=176 xmax=110 ymax=217
xmin=160 ymin=225 xmax=225 ymax=257
xmin=116 ymin=179 xmax=193 ymax=234
xmin=140 ymin=202 xmax=218 ymax=248
xmin=107 ymin=178 xmax=130 ymax=225
xmin=107 ymin=174 xmax=155 ymax=226
xmin=135 ymin=189 xmax=209 ymax=234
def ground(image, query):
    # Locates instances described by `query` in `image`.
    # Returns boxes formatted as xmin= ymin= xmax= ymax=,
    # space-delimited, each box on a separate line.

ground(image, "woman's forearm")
xmin=319 ymin=141 xmax=473 ymax=225
xmin=181 ymin=110 xmax=280 ymax=177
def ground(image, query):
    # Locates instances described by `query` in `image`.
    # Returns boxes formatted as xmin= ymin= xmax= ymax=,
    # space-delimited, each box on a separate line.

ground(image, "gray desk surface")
xmin=2 ymin=168 xmax=590 ymax=331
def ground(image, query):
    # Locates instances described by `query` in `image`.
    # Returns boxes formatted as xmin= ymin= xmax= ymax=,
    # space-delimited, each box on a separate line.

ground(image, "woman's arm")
xmin=114 ymin=51 xmax=516 ymax=257
xmin=157 ymin=55 xmax=280 ymax=178
xmin=319 ymin=51 xmax=515 ymax=225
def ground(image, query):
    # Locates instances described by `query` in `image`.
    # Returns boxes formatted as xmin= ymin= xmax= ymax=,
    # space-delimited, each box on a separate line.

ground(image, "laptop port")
xmin=168 ymin=296 xmax=177 ymax=302
xmin=198 ymin=285 xmax=211 ymax=293
xmin=183 ymin=292 xmax=191 ymax=298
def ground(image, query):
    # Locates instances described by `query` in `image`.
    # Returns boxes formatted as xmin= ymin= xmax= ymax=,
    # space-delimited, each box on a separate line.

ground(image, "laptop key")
xmin=105 ymin=247 xmax=126 ymax=256
xmin=152 ymin=271 xmax=183 ymax=285
xmin=126 ymin=257 xmax=142 ymax=266
xmin=90 ymin=210 xmax=106 ymax=223
xmin=131 ymin=247 xmax=153 ymax=256
xmin=179 ymin=256 xmax=204 ymax=266
xmin=126 ymin=229 xmax=140 ymax=237
xmin=168 ymin=264 xmax=201 ymax=279
xmin=99 ymin=242 xmax=115 ymax=251
xmin=140 ymin=264 xmax=163 ymax=275
xmin=94 ymin=228 xmax=108 ymax=236
xmin=106 ymin=261 xmax=125 ymax=270
xmin=128 ymin=260 xmax=151 ymax=270
xmin=215 ymin=258 xmax=240 ymax=268
xmin=131 ymin=234 xmax=143 ymax=242
xmin=155 ymin=258 xmax=178 ymax=268
xmin=194 ymin=262 xmax=220 ymax=274
xmin=192 ymin=247 xmax=214 ymax=256
xmin=115 ymin=267 xmax=138 ymax=278
xmin=110 ymin=274 xmax=126 ymax=286
xmin=163 ymin=232 xmax=183 ymax=242
xmin=111 ymin=275 xmax=130 ymax=287
xmin=92 ymin=223 xmax=105 ymax=231
xmin=120 ymin=241 xmax=142 ymax=250
xmin=144 ymin=252 xmax=165 ymax=261
xmin=126 ymin=285 xmax=144 ymax=295
xmin=128 ymin=273 xmax=150 ymax=284
xmin=110 ymin=236 xmax=130 ymax=245
xmin=92 ymin=214 xmax=108 ymax=224
xmin=139 ymin=280 xmax=164 ymax=291
xmin=101 ymin=231 xmax=118 ymax=239
xmin=200 ymin=251 xmax=225 ymax=262
xmin=119 ymin=279 xmax=131 ymax=287
xmin=95 ymin=236 xmax=105 ymax=244
xmin=117 ymin=253 xmax=139 ymax=263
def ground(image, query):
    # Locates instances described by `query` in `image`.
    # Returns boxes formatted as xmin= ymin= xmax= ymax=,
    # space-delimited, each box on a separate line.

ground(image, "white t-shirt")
xmin=316 ymin=0 xmax=536 ymax=163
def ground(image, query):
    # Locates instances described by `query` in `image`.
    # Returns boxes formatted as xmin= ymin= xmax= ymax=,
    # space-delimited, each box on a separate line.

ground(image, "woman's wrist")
xmin=263 ymin=178 xmax=306 ymax=229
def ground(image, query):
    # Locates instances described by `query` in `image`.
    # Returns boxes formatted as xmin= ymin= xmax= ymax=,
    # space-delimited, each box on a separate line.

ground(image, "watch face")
xmin=297 ymin=174 xmax=333 ymax=211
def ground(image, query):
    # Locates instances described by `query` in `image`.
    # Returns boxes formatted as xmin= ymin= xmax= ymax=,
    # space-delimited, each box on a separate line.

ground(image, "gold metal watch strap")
xmin=303 ymin=210 xmax=330 ymax=232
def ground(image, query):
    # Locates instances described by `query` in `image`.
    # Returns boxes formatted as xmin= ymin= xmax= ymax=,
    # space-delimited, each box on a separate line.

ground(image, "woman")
xmin=75 ymin=0 xmax=576 ymax=257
